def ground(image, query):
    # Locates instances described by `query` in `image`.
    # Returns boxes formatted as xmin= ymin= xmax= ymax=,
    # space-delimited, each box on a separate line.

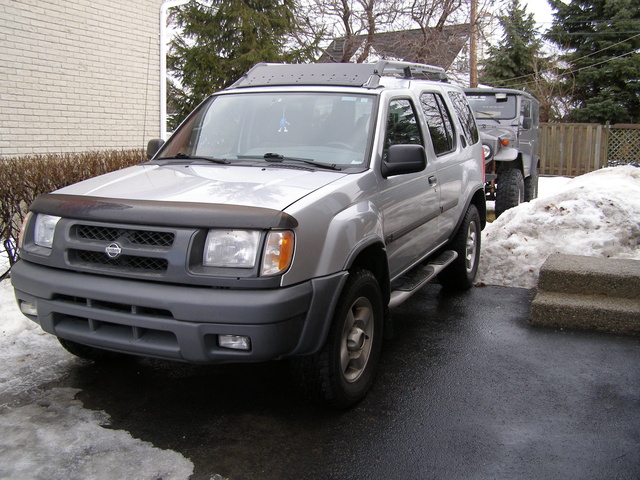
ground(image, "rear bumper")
xmin=11 ymin=260 xmax=347 ymax=364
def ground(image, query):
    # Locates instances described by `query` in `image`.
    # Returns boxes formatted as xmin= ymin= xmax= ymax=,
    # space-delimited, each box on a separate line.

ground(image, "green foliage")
xmin=547 ymin=0 xmax=640 ymax=124
xmin=0 ymin=150 xmax=144 ymax=272
xmin=479 ymin=0 xmax=547 ymax=90
xmin=167 ymin=0 xmax=319 ymax=130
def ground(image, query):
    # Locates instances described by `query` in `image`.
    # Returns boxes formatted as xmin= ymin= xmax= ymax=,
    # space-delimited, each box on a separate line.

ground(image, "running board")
xmin=388 ymin=250 xmax=458 ymax=309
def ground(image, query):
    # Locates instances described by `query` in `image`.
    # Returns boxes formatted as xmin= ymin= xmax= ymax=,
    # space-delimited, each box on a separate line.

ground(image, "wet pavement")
xmin=52 ymin=285 xmax=640 ymax=480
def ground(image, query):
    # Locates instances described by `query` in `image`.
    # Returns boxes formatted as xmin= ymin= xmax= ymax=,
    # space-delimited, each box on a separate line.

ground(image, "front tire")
xmin=495 ymin=168 xmax=524 ymax=217
xmin=58 ymin=338 xmax=112 ymax=361
xmin=291 ymin=268 xmax=383 ymax=408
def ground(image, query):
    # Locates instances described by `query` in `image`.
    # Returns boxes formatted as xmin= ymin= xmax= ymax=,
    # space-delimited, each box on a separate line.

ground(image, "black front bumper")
xmin=11 ymin=260 xmax=347 ymax=364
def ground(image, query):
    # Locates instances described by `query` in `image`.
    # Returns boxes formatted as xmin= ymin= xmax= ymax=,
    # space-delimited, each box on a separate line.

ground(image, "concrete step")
xmin=530 ymin=254 xmax=640 ymax=336
xmin=529 ymin=291 xmax=640 ymax=335
xmin=537 ymin=254 xmax=640 ymax=299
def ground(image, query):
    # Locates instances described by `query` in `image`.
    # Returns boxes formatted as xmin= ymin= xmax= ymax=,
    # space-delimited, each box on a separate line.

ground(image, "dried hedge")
xmin=1 ymin=149 xmax=145 ymax=274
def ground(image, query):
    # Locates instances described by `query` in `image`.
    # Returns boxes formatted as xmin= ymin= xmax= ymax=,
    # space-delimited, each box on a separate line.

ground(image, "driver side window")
xmin=384 ymin=99 xmax=423 ymax=155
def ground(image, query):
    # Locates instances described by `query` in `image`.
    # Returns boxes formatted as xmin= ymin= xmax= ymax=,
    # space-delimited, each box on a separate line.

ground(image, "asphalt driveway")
xmin=51 ymin=284 xmax=640 ymax=480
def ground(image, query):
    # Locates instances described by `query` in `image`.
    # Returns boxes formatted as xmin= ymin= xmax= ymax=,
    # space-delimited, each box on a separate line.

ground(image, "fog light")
xmin=218 ymin=335 xmax=251 ymax=351
xmin=20 ymin=301 xmax=38 ymax=316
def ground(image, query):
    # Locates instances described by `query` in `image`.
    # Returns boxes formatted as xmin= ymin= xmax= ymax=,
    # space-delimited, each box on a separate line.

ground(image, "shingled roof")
xmin=318 ymin=24 xmax=471 ymax=70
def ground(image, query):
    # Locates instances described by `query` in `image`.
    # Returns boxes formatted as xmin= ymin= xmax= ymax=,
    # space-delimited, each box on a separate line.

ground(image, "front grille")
xmin=53 ymin=313 xmax=180 ymax=359
xmin=55 ymin=294 xmax=173 ymax=318
xmin=75 ymin=225 xmax=174 ymax=247
xmin=69 ymin=249 xmax=168 ymax=274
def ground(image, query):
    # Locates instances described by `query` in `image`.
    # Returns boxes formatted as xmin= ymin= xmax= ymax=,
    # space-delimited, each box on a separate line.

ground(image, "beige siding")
xmin=0 ymin=0 xmax=164 ymax=156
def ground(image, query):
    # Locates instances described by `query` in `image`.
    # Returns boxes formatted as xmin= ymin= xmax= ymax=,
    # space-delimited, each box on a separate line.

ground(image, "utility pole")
xmin=469 ymin=0 xmax=478 ymax=87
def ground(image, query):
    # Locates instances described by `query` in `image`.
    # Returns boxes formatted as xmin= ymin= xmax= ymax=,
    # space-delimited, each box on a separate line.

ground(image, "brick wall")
xmin=0 ymin=0 xmax=164 ymax=156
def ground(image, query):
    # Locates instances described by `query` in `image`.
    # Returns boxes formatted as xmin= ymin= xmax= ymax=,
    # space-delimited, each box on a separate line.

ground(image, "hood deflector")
xmin=31 ymin=194 xmax=298 ymax=229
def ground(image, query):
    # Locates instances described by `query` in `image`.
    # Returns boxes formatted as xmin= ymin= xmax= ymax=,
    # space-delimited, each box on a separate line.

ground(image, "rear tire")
xmin=495 ymin=168 xmax=524 ymax=217
xmin=438 ymin=204 xmax=481 ymax=290
xmin=291 ymin=268 xmax=383 ymax=408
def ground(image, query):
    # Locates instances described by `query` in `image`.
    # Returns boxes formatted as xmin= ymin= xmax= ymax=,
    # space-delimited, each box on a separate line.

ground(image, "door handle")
xmin=428 ymin=176 xmax=437 ymax=186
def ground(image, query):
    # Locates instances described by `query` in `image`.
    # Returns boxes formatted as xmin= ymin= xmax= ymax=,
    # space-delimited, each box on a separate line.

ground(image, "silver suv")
xmin=465 ymin=88 xmax=540 ymax=217
xmin=13 ymin=62 xmax=486 ymax=407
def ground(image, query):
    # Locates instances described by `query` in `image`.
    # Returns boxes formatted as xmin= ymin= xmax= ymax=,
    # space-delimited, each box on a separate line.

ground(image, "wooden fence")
xmin=539 ymin=123 xmax=640 ymax=177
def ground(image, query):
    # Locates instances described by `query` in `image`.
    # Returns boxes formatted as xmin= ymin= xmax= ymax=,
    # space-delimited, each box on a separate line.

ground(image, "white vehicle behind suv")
xmin=13 ymin=62 xmax=486 ymax=407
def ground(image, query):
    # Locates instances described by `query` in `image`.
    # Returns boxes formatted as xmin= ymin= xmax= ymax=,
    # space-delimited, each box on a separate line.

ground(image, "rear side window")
xmin=448 ymin=91 xmax=479 ymax=146
xmin=420 ymin=92 xmax=455 ymax=155
xmin=384 ymin=99 xmax=423 ymax=151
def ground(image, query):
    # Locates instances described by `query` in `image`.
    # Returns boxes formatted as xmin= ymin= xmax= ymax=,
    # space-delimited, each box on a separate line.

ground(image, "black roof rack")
xmin=229 ymin=61 xmax=448 ymax=89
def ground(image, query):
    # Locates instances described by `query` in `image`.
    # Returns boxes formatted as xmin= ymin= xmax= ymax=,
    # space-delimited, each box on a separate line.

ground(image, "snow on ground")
xmin=477 ymin=165 xmax=640 ymax=288
xmin=0 ymin=165 xmax=639 ymax=479
xmin=1 ymin=387 xmax=194 ymax=480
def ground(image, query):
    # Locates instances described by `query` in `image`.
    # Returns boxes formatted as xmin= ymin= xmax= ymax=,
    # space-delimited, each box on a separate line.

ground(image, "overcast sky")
xmin=521 ymin=0 xmax=554 ymax=31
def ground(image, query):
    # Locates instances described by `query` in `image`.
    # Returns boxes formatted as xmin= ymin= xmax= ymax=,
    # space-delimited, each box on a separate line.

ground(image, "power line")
xmin=546 ymin=31 xmax=640 ymax=36
xmin=483 ymin=33 xmax=640 ymax=90
xmin=489 ymin=48 xmax=638 ymax=90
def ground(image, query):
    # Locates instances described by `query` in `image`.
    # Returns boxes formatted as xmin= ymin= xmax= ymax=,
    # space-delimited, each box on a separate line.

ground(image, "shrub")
xmin=1 ymin=149 xmax=144 ymax=276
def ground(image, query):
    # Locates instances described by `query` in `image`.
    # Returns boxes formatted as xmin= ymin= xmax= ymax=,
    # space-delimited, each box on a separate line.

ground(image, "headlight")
xmin=482 ymin=144 xmax=492 ymax=160
xmin=203 ymin=230 xmax=260 ymax=268
xmin=34 ymin=214 xmax=61 ymax=248
xmin=261 ymin=231 xmax=294 ymax=276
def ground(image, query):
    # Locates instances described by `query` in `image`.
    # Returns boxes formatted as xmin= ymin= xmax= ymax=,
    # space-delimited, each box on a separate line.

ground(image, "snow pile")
xmin=477 ymin=165 xmax=640 ymax=288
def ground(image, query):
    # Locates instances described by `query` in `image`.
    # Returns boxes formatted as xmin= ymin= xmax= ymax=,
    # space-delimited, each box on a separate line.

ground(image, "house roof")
xmin=318 ymin=24 xmax=471 ymax=70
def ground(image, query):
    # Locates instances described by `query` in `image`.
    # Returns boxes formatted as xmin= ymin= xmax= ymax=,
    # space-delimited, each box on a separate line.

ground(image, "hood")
xmin=475 ymin=123 xmax=518 ymax=136
xmin=478 ymin=126 xmax=517 ymax=142
xmin=56 ymin=163 xmax=347 ymax=211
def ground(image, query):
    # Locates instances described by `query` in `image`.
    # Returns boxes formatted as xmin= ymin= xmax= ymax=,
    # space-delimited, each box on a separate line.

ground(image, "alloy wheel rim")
xmin=465 ymin=221 xmax=478 ymax=273
xmin=340 ymin=296 xmax=374 ymax=383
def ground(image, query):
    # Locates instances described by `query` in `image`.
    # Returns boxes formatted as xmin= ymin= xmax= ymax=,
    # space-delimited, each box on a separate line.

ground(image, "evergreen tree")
xmin=479 ymin=0 xmax=547 ymax=91
xmin=547 ymin=0 xmax=640 ymax=124
xmin=167 ymin=0 xmax=318 ymax=130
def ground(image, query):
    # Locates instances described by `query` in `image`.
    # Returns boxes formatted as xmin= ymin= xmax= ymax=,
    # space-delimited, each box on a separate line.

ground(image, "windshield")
xmin=466 ymin=94 xmax=517 ymax=120
xmin=158 ymin=92 xmax=376 ymax=168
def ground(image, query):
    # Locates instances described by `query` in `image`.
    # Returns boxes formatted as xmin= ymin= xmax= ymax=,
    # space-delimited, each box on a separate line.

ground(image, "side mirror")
xmin=381 ymin=144 xmax=427 ymax=178
xmin=522 ymin=117 xmax=532 ymax=130
xmin=146 ymin=138 xmax=165 ymax=159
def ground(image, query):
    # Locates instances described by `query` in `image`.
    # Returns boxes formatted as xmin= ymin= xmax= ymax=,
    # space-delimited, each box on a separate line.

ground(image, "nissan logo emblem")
xmin=105 ymin=242 xmax=122 ymax=259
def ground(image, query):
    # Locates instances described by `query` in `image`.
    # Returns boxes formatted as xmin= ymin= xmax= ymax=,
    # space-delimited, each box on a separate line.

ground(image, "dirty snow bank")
xmin=1 ymin=387 xmax=194 ymax=480
xmin=476 ymin=165 xmax=640 ymax=288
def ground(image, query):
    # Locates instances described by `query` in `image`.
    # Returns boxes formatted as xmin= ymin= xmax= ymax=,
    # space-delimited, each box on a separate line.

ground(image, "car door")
xmin=518 ymin=97 xmax=539 ymax=177
xmin=418 ymin=89 xmax=460 ymax=243
xmin=378 ymin=97 xmax=440 ymax=280
xmin=435 ymin=89 xmax=480 ymax=240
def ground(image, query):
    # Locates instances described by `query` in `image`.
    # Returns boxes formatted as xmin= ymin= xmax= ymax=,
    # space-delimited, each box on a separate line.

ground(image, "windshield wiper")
xmin=474 ymin=111 xmax=501 ymax=123
xmin=159 ymin=152 xmax=229 ymax=164
xmin=262 ymin=152 xmax=342 ymax=171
